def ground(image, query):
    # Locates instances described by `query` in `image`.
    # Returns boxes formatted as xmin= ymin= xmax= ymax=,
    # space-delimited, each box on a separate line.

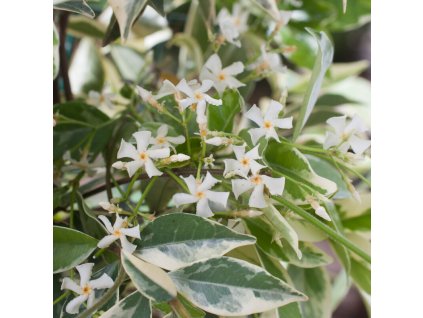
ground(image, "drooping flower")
xmin=61 ymin=263 xmax=114 ymax=314
xmin=306 ymin=196 xmax=331 ymax=221
xmin=97 ymin=214 xmax=140 ymax=253
xmin=232 ymin=173 xmax=285 ymax=208
xmin=99 ymin=201 xmax=121 ymax=214
xmin=176 ymin=79 xmax=222 ymax=125
xmin=224 ymin=144 xmax=265 ymax=178
xmin=248 ymin=45 xmax=285 ymax=74
xmin=137 ymin=86 xmax=164 ymax=112
xmin=149 ymin=124 xmax=185 ymax=151
xmin=216 ymin=3 xmax=249 ymax=47
xmin=172 ymin=172 xmax=229 ymax=217
xmin=323 ymin=115 xmax=371 ymax=155
xmin=245 ymin=100 xmax=293 ymax=144
xmin=200 ymin=54 xmax=245 ymax=95
xmin=116 ymin=131 xmax=170 ymax=177
xmin=205 ymin=136 xmax=232 ymax=147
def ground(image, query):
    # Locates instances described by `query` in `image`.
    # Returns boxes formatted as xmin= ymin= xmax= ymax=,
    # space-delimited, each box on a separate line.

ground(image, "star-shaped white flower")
xmin=323 ymin=115 xmax=371 ymax=155
xmin=97 ymin=214 xmax=140 ymax=253
xmin=61 ymin=263 xmax=114 ymax=314
xmin=172 ymin=172 xmax=229 ymax=217
xmin=216 ymin=3 xmax=249 ymax=47
xmin=88 ymin=89 xmax=115 ymax=109
xmin=200 ymin=54 xmax=245 ymax=95
xmin=245 ymin=100 xmax=293 ymax=144
xmin=116 ymin=131 xmax=170 ymax=177
xmin=232 ymin=173 xmax=285 ymax=208
xmin=176 ymin=79 xmax=222 ymax=125
xmin=248 ymin=45 xmax=285 ymax=74
xmin=149 ymin=124 xmax=185 ymax=151
xmin=224 ymin=144 xmax=266 ymax=178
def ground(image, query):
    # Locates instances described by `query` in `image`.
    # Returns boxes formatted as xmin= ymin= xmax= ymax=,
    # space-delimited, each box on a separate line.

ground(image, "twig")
xmin=58 ymin=12 xmax=73 ymax=101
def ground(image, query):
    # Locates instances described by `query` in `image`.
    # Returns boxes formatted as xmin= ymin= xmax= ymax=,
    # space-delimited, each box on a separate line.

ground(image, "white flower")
xmin=216 ymin=3 xmax=249 ymax=47
xmin=203 ymin=154 xmax=215 ymax=168
xmin=176 ymin=79 xmax=222 ymax=125
xmin=245 ymin=100 xmax=293 ymax=144
xmin=136 ymin=86 xmax=163 ymax=111
xmin=88 ymin=89 xmax=115 ymax=109
xmin=205 ymin=136 xmax=232 ymax=146
xmin=172 ymin=172 xmax=229 ymax=217
xmin=149 ymin=124 xmax=185 ymax=150
xmin=232 ymin=173 xmax=285 ymax=208
xmin=224 ymin=144 xmax=265 ymax=178
xmin=200 ymin=54 xmax=245 ymax=95
xmin=99 ymin=201 xmax=120 ymax=213
xmin=268 ymin=9 xmax=292 ymax=34
xmin=248 ymin=45 xmax=285 ymax=74
xmin=61 ymin=263 xmax=114 ymax=314
xmin=166 ymin=154 xmax=191 ymax=163
xmin=323 ymin=115 xmax=371 ymax=155
xmin=97 ymin=214 xmax=141 ymax=253
xmin=117 ymin=131 xmax=170 ymax=177
xmin=307 ymin=197 xmax=331 ymax=221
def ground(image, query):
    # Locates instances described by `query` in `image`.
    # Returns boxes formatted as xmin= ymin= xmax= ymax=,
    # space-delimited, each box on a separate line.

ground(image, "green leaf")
xmin=103 ymin=14 xmax=121 ymax=46
xmin=101 ymin=291 xmax=151 ymax=318
xmin=135 ymin=213 xmax=256 ymax=270
xmin=169 ymin=257 xmax=307 ymax=316
xmin=110 ymin=45 xmax=146 ymax=82
xmin=342 ymin=212 xmax=371 ymax=231
xmin=53 ymin=226 xmax=97 ymax=273
xmin=207 ymin=89 xmax=243 ymax=133
xmin=257 ymin=249 xmax=303 ymax=318
xmin=288 ymin=265 xmax=332 ymax=318
xmin=68 ymin=16 xmax=106 ymax=39
xmin=286 ymin=216 xmax=328 ymax=242
xmin=263 ymin=140 xmax=337 ymax=203
xmin=109 ymin=0 xmax=149 ymax=41
xmin=292 ymin=29 xmax=333 ymax=140
xmin=168 ymin=33 xmax=204 ymax=74
xmin=121 ymin=251 xmax=177 ymax=302
xmin=53 ymin=24 xmax=60 ymax=79
xmin=148 ymin=0 xmax=165 ymax=16
xmin=326 ymin=0 xmax=370 ymax=31
xmin=53 ymin=0 xmax=95 ymax=18
xmin=69 ymin=38 xmax=105 ymax=95
xmin=350 ymin=257 xmax=371 ymax=294
xmin=316 ymin=93 xmax=359 ymax=107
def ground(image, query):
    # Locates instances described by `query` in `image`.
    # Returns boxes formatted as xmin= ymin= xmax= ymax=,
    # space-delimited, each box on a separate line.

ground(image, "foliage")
xmin=53 ymin=0 xmax=371 ymax=317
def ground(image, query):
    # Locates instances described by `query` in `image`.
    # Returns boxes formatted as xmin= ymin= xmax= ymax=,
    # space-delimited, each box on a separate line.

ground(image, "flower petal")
xmin=65 ymin=295 xmax=88 ymax=314
xmin=98 ymin=215 xmax=114 ymax=233
xmin=167 ymin=135 xmax=186 ymax=145
xmin=346 ymin=114 xmax=367 ymax=133
xmin=249 ymin=160 xmax=266 ymax=175
xmin=206 ymin=137 xmax=225 ymax=146
xmin=136 ymin=86 xmax=152 ymax=102
xmin=179 ymin=97 xmax=196 ymax=109
xmin=349 ymin=135 xmax=371 ymax=155
xmin=274 ymin=117 xmax=293 ymax=129
xmin=157 ymin=124 xmax=168 ymax=137
xmin=172 ymin=193 xmax=198 ymax=206
xmin=315 ymin=206 xmax=331 ymax=221
xmin=264 ymin=100 xmax=283 ymax=121
xmin=61 ymin=278 xmax=82 ymax=294
xmin=147 ymin=147 xmax=170 ymax=159
xmin=144 ymin=158 xmax=163 ymax=177
xmin=97 ymin=235 xmax=119 ymax=249
xmin=262 ymin=175 xmax=285 ymax=195
xmin=204 ymin=95 xmax=223 ymax=106
xmin=248 ymin=128 xmax=266 ymax=145
xmin=76 ymin=263 xmax=94 ymax=286
xmin=87 ymin=292 xmax=96 ymax=309
xmin=327 ymin=116 xmax=347 ymax=135
xmin=232 ymin=145 xmax=246 ymax=160
xmin=224 ymin=158 xmax=242 ymax=176
xmin=133 ymin=131 xmax=152 ymax=152
xmin=126 ymin=160 xmax=144 ymax=178
xmin=120 ymin=235 xmax=137 ymax=254
xmin=245 ymin=104 xmax=264 ymax=127
xmin=199 ymin=171 xmax=220 ymax=191
xmin=226 ymin=76 xmax=245 ymax=89
xmin=224 ymin=61 xmax=244 ymax=75
xmin=196 ymin=198 xmax=214 ymax=217
xmin=176 ymin=79 xmax=194 ymax=97
xmin=121 ymin=226 xmax=141 ymax=239
xmin=114 ymin=214 xmax=125 ymax=229
xmin=323 ymin=132 xmax=341 ymax=150
xmin=117 ymin=140 xmax=138 ymax=160
xmin=231 ymin=179 xmax=254 ymax=198
xmin=89 ymin=273 xmax=114 ymax=290
xmin=249 ymin=184 xmax=266 ymax=208
xmin=155 ymin=80 xmax=178 ymax=99
xmin=204 ymin=54 xmax=222 ymax=74
xmin=206 ymin=190 xmax=229 ymax=207
xmin=245 ymin=145 xmax=261 ymax=160
xmin=181 ymin=175 xmax=197 ymax=194
xmin=265 ymin=127 xmax=280 ymax=142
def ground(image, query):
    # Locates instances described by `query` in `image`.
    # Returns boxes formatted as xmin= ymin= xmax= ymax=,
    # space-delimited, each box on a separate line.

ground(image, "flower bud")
xmin=112 ymin=161 xmax=127 ymax=170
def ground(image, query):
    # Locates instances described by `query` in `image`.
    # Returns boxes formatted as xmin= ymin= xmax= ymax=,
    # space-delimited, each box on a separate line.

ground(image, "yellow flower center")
xmin=82 ymin=285 xmax=92 ymax=295
xmin=157 ymin=136 xmax=167 ymax=144
xmin=264 ymin=120 xmax=273 ymax=129
xmin=139 ymin=152 xmax=148 ymax=160
xmin=218 ymin=72 xmax=226 ymax=81
xmin=241 ymin=157 xmax=250 ymax=167
xmin=258 ymin=61 xmax=270 ymax=72
xmin=196 ymin=191 xmax=206 ymax=199
xmin=199 ymin=128 xmax=208 ymax=138
xmin=194 ymin=92 xmax=203 ymax=100
xmin=250 ymin=175 xmax=262 ymax=185
xmin=191 ymin=103 xmax=197 ymax=111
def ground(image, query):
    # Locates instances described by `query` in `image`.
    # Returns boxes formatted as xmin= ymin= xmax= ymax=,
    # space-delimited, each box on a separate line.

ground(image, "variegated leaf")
xmin=121 ymin=251 xmax=177 ymax=302
xmin=53 ymin=0 xmax=95 ymax=18
xmin=100 ymin=291 xmax=151 ymax=318
xmin=169 ymin=257 xmax=307 ymax=316
xmin=53 ymin=24 xmax=60 ymax=80
xmin=135 ymin=213 xmax=256 ymax=270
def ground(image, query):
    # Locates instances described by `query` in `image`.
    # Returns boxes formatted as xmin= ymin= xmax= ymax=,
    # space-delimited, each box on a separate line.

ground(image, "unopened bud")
xmin=112 ymin=161 xmax=127 ymax=170
xmin=203 ymin=154 xmax=215 ymax=168
xmin=161 ymin=154 xmax=191 ymax=165
xmin=307 ymin=196 xmax=331 ymax=221
xmin=205 ymin=137 xmax=232 ymax=146
xmin=235 ymin=209 xmax=263 ymax=218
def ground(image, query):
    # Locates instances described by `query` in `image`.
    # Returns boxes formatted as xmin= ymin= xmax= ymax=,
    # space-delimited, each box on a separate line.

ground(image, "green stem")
xmin=124 ymin=170 xmax=141 ymax=200
xmin=133 ymin=176 xmax=158 ymax=215
xmin=166 ymin=169 xmax=189 ymax=192
xmin=181 ymin=111 xmax=192 ymax=155
xmin=272 ymin=196 xmax=371 ymax=264
xmin=53 ymin=290 xmax=70 ymax=306
xmin=197 ymin=139 xmax=207 ymax=179
xmin=76 ymin=264 xmax=126 ymax=318
xmin=169 ymin=299 xmax=191 ymax=318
